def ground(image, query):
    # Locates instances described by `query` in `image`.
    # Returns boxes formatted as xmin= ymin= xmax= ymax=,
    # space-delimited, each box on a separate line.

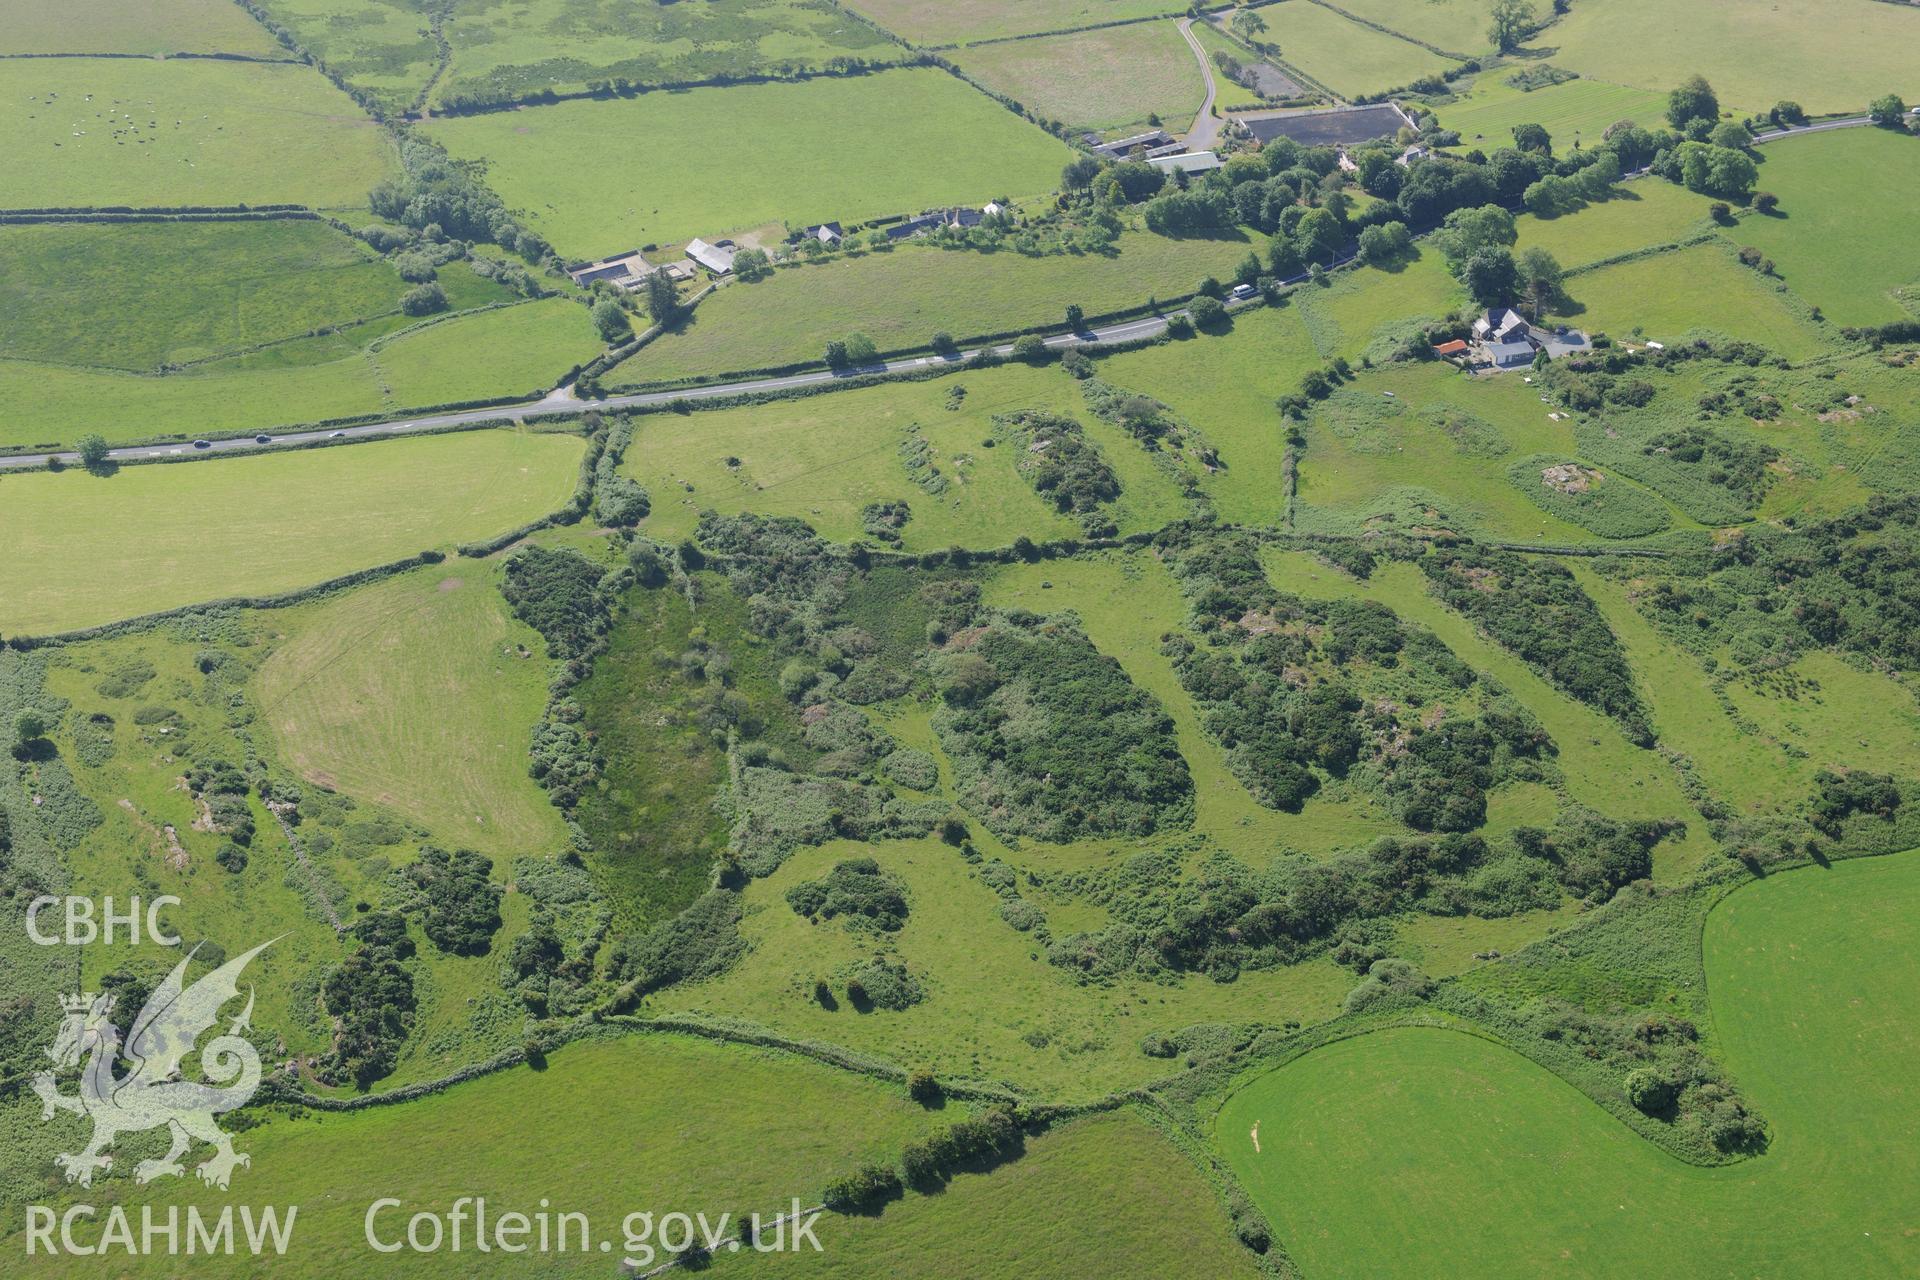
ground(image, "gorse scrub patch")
xmin=993 ymin=410 xmax=1123 ymax=535
xmin=1159 ymin=529 xmax=1556 ymax=829
xmin=1420 ymin=547 xmax=1653 ymax=744
xmin=501 ymin=546 xmax=611 ymax=659
xmin=934 ymin=611 xmax=1194 ymax=843
xmin=786 ymin=857 xmax=911 ymax=932
xmin=1626 ymin=497 xmax=1920 ymax=675
xmin=320 ymin=910 xmax=418 ymax=1089
xmin=400 ymin=847 xmax=504 ymax=956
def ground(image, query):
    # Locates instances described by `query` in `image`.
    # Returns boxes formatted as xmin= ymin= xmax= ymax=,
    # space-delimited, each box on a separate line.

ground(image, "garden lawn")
xmin=707 ymin=1111 xmax=1264 ymax=1279
xmin=0 ymin=428 xmax=585 ymax=636
xmin=1215 ymin=850 xmax=1920 ymax=1279
xmin=610 ymin=229 xmax=1263 ymax=384
xmin=0 ymin=220 xmax=443 ymax=371
xmin=844 ymin=0 xmax=1186 ymax=46
xmin=1435 ymin=75 xmax=1670 ymax=154
xmin=1545 ymin=0 xmax=1920 ymax=115
xmin=0 ymin=296 xmax=600 ymax=448
xmin=628 ymin=362 xmax=1185 ymax=548
xmin=1565 ymin=242 xmax=1834 ymax=359
xmin=953 ymin=20 xmax=1205 ymax=131
xmin=422 ymin=70 xmax=1074 ymax=258
xmin=1 ymin=0 xmax=285 ymax=56
xmin=256 ymin=562 xmax=573 ymax=858
xmin=0 ymin=58 xmax=394 ymax=209
xmin=1725 ymin=128 xmax=1920 ymax=328
xmin=13 ymin=1034 xmax=943 ymax=1278
xmin=1514 ymin=178 xmax=1715 ymax=269
xmin=1258 ymin=0 xmax=1456 ymax=99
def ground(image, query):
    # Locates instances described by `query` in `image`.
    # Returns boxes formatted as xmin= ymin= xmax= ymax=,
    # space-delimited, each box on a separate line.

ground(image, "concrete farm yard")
xmin=4 ymin=0 xmax=1920 ymax=1276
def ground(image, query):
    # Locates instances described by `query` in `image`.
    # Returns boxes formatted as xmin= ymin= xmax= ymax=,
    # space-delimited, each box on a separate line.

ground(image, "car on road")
xmin=329 ymin=431 xmax=347 ymax=438
xmin=1230 ymin=284 xmax=1257 ymax=301
xmin=254 ymin=434 xmax=272 ymax=444
xmin=192 ymin=440 xmax=212 ymax=449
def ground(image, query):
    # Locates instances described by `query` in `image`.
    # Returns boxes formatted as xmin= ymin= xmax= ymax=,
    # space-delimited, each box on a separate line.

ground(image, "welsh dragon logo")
xmin=33 ymin=939 xmax=275 ymax=1189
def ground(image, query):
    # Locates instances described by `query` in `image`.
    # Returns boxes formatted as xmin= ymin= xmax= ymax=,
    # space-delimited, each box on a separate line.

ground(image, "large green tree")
xmin=1488 ymin=0 xmax=1537 ymax=51
xmin=1667 ymin=74 xmax=1719 ymax=128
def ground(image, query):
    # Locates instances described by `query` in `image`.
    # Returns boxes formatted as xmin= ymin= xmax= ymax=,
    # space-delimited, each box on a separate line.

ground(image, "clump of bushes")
xmin=320 ymin=911 xmax=418 ymax=1088
xmin=502 ymin=546 xmax=609 ymax=658
xmin=403 ymin=847 xmax=503 ymax=955
xmin=821 ymin=1164 xmax=901 ymax=1214
xmin=899 ymin=1105 xmax=1025 ymax=1189
xmin=785 ymin=858 xmax=909 ymax=931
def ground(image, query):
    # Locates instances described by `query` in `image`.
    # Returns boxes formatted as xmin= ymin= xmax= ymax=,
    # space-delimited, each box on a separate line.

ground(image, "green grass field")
xmin=1565 ymin=242 xmax=1834 ymax=359
xmin=437 ymin=0 xmax=898 ymax=108
xmin=1296 ymin=250 xmax=1464 ymax=358
xmin=1258 ymin=0 xmax=1456 ymax=98
xmin=1215 ymin=850 xmax=1920 ymax=1278
xmin=246 ymin=0 xmax=442 ymax=110
xmin=255 ymin=561 xmax=573 ymax=858
xmin=1513 ymin=178 xmax=1715 ymax=270
xmin=953 ymin=20 xmax=1205 ymax=131
xmin=0 ymin=428 xmax=585 ymax=636
xmin=845 ymin=0 xmax=1187 ymax=46
xmin=0 ymin=58 xmax=395 ymax=209
xmin=1187 ymin=18 xmax=1277 ymax=110
xmin=423 ymin=70 xmax=1073 ymax=259
xmin=659 ymin=826 xmax=1352 ymax=1098
xmin=1434 ymin=75 xmax=1671 ymax=154
xmin=1094 ymin=303 xmax=1325 ymax=525
xmin=1323 ymin=0 xmax=1490 ymax=53
xmin=1 ymin=0 xmax=286 ymax=56
xmin=710 ymin=1111 xmax=1263 ymax=1278
xmin=0 ymin=220 xmax=489 ymax=371
xmin=11 ymin=1034 xmax=944 ymax=1277
xmin=1544 ymin=0 xmax=1920 ymax=115
xmin=610 ymin=229 xmax=1263 ymax=385
xmin=1576 ymin=566 xmax=1920 ymax=816
xmin=0 ymin=295 xmax=601 ymax=448
xmin=1286 ymin=361 xmax=1673 ymax=542
xmin=1726 ymin=128 xmax=1920 ymax=327
xmin=627 ymin=362 xmax=1186 ymax=548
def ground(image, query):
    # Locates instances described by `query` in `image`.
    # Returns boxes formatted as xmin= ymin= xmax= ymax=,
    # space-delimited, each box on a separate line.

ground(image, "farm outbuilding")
xmin=686 ymin=237 xmax=736 ymax=274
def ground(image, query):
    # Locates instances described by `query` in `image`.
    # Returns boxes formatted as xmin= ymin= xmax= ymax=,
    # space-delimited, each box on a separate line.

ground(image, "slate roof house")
xmin=1473 ymin=308 xmax=1531 ymax=344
